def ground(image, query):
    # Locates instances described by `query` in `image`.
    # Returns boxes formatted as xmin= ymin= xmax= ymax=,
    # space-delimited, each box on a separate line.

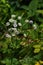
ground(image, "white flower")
xmin=13 ymin=22 xmax=17 ymax=27
xmin=25 ymin=19 xmax=29 ymax=23
xmin=11 ymin=14 xmax=16 ymax=18
xmin=5 ymin=34 xmax=11 ymax=38
xmin=6 ymin=22 xmax=10 ymax=26
xmin=18 ymin=16 xmax=22 ymax=20
xmin=29 ymin=20 xmax=33 ymax=24
xmin=9 ymin=18 xmax=15 ymax=23
xmin=18 ymin=23 xmax=22 ymax=26
xmin=23 ymin=34 xmax=27 ymax=37
xmin=11 ymin=28 xmax=17 ymax=31
xmin=33 ymin=24 xmax=37 ymax=30
xmin=8 ymin=28 xmax=17 ymax=32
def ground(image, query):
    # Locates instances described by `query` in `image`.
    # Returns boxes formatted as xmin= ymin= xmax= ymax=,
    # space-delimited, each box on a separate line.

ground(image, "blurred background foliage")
xmin=0 ymin=0 xmax=43 ymax=65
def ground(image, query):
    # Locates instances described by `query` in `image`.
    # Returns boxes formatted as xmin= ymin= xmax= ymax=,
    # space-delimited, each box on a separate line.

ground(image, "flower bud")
xmin=18 ymin=16 xmax=22 ymax=20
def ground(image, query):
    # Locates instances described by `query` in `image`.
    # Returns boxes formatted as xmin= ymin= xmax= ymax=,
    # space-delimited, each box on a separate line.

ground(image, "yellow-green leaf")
xmin=33 ymin=45 xmax=41 ymax=49
xmin=36 ymin=10 xmax=43 ymax=15
xmin=34 ymin=49 xmax=40 ymax=53
xmin=41 ymin=47 xmax=43 ymax=50
xmin=1 ymin=0 xmax=6 ymax=3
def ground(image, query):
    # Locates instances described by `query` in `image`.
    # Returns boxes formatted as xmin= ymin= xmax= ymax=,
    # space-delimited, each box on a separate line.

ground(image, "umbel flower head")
xmin=5 ymin=14 xmax=38 ymax=38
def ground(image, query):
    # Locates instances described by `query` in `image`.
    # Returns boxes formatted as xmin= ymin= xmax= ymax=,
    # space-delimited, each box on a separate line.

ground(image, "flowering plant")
xmin=0 ymin=0 xmax=43 ymax=65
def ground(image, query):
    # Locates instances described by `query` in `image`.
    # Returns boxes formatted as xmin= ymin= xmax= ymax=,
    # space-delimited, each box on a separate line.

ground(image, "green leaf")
xmin=33 ymin=45 xmax=41 ymax=49
xmin=41 ymin=47 xmax=43 ymax=50
xmin=28 ymin=0 xmax=39 ymax=17
xmin=34 ymin=49 xmax=40 ymax=53
xmin=36 ymin=10 xmax=43 ymax=15
xmin=1 ymin=0 xmax=6 ymax=3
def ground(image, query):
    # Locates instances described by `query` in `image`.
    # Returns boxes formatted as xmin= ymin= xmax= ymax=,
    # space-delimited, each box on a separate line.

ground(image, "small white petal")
xmin=25 ymin=19 xmax=29 ymax=23
xmin=29 ymin=20 xmax=33 ymax=24
xmin=9 ymin=19 xmax=15 ymax=23
xmin=18 ymin=16 xmax=22 ymax=20
xmin=33 ymin=24 xmax=37 ymax=30
xmin=13 ymin=23 xmax=17 ymax=27
xmin=11 ymin=14 xmax=16 ymax=18
xmin=24 ymin=34 xmax=27 ymax=37
xmin=18 ymin=23 xmax=22 ymax=26
xmin=6 ymin=22 xmax=10 ymax=26
xmin=11 ymin=28 xmax=17 ymax=31
xmin=5 ymin=34 xmax=11 ymax=38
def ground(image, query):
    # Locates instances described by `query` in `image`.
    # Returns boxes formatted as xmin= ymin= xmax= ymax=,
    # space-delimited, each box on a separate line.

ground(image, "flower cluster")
xmin=5 ymin=14 xmax=22 ymax=38
xmin=5 ymin=14 xmax=37 ymax=38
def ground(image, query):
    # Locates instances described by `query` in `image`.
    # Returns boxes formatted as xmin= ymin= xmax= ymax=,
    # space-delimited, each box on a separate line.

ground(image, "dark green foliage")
xmin=0 ymin=0 xmax=43 ymax=65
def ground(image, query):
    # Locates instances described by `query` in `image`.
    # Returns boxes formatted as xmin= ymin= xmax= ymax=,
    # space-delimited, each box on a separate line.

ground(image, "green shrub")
xmin=0 ymin=0 xmax=43 ymax=65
